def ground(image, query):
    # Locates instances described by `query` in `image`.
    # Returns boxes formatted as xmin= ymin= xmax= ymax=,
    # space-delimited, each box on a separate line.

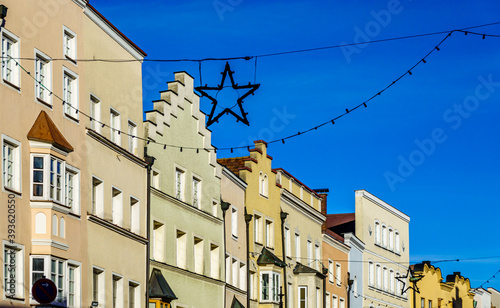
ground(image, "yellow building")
xmin=410 ymin=262 xmax=475 ymax=308
xmin=0 ymin=1 xmax=148 ymax=307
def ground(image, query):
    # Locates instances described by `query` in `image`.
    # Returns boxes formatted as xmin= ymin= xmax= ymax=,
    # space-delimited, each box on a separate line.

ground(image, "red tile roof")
xmin=323 ymin=229 xmax=345 ymax=243
xmin=325 ymin=213 xmax=355 ymax=229
xmin=217 ymin=157 xmax=248 ymax=175
xmin=27 ymin=111 xmax=74 ymax=153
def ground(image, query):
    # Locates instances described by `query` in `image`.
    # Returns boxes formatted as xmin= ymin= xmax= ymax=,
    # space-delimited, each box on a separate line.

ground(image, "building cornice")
xmin=364 ymin=249 xmax=408 ymax=270
xmin=150 ymin=260 xmax=225 ymax=287
xmin=88 ymin=214 xmax=148 ymax=245
xmin=344 ymin=232 xmax=365 ymax=252
xmin=356 ymin=190 xmax=410 ymax=222
xmin=87 ymin=129 xmax=148 ymax=168
xmin=151 ymin=188 xmax=223 ymax=225
xmin=322 ymin=233 xmax=350 ymax=254
xmin=30 ymin=201 xmax=71 ymax=215
xmin=31 ymin=239 xmax=69 ymax=251
xmin=221 ymin=166 xmax=247 ymax=191
xmin=281 ymin=189 xmax=326 ymax=225
xmin=226 ymin=283 xmax=247 ymax=297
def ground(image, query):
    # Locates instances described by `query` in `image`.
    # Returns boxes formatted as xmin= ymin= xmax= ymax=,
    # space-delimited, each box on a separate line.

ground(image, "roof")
xmin=257 ymin=247 xmax=286 ymax=268
xmin=273 ymin=167 xmax=321 ymax=198
xmin=218 ymin=157 xmax=247 ymax=175
xmin=325 ymin=213 xmax=355 ymax=229
xmin=293 ymin=262 xmax=327 ymax=278
xmin=149 ymin=268 xmax=177 ymax=301
xmin=323 ymin=229 xmax=345 ymax=243
xmin=27 ymin=111 xmax=74 ymax=153
xmin=86 ymin=3 xmax=147 ymax=57
xmin=231 ymin=296 xmax=245 ymax=308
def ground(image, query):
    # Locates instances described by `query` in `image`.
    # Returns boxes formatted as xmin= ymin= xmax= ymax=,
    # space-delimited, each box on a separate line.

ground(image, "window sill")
xmin=259 ymin=194 xmax=268 ymax=199
xmin=5 ymin=295 xmax=25 ymax=301
xmin=64 ymin=112 xmax=80 ymax=124
xmin=3 ymin=79 xmax=20 ymax=92
xmin=36 ymin=97 xmax=52 ymax=108
xmin=4 ymin=186 xmax=21 ymax=196
xmin=231 ymin=235 xmax=238 ymax=241
xmin=65 ymin=55 xmax=77 ymax=65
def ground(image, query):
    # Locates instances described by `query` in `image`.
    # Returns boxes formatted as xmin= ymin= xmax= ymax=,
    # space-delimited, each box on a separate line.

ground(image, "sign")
xmin=32 ymin=278 xmax=57 ymax=304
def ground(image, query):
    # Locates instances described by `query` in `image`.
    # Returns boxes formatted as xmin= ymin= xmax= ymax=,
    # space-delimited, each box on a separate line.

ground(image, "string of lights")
xmin=7 ymin=21 xmax=500 ymax=63
xmin=9 ymin=28 xmax=500 ymax=153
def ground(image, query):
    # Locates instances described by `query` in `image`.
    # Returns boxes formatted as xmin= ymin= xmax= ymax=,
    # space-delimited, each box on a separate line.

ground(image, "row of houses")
xmin=0 ymin=1 xmax=496 ymax=308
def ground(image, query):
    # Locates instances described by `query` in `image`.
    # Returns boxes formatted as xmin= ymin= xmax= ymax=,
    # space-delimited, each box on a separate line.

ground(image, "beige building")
xmin=327 ymin=190 xmax=410 ymax=308
xmin=221 ymin=166 xmax=248 ymax=308
xmin=0 ymin=1 xmax=148 ymax=307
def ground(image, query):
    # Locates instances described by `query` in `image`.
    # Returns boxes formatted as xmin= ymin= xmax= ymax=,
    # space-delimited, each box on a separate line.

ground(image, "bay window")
xmin=261 ymin=272 xmax=280 ymax=302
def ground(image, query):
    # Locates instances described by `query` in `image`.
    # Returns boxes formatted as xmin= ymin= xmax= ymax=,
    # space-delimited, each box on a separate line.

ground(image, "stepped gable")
xmin=144 ymin=71 xmax=221 ymax=178
xmin=27 ymin=110 xmax=74 ymax=153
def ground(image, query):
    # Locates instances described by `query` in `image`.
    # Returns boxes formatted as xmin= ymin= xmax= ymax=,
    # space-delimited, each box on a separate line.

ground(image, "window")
xmin=194 ymin=237 xmax=204 ymax=274
xmin=285 ymin=227 xmax=291 ymax=257
xmin=212 ymin=201 xmax=218 ymax=217
xmin=3 ymin=242 xmax=24 ymax=298
xmin=130 ymin=197 xmax=140 ymax=234
xmin=376 ymin=264 xmax=381 ymax=288
xmin=112 ymin=187 xmax=123 ymax=226
xmin=210 ymin=244 xmax=219 ymax=279
xmin=192 ymin=177 xmax=201 ymax=208
xmin=32 ymin=156 xmax=44 ymax=197
xmin=328 ymin=260 xmax=334 ymax=283
xmin=175 ymin=168 xmax=184 ymax=201
xmin=112 ymin=274 xmax=123 ymax=308
xmin=314 ymin=245 xmax=320 ymax=270
xmin=332 ymin=294 xmax=338 ymax=308
xmin=2 ymin=30 xmax=20 ymax=87
xmin=316 ymin=288 xmax=321 ymax=308
xmin=368 ymin=261 xmax=374 ymax=286
xmin=127 ymin=120 xmax=138 ymax=155
xmin=231 ymin=206 xmax=238 ymax=239
xmin=239 ymin=262 xmax=246 ymax=290
xmin=265 ymin=219 xmax=274 ymax=248
xmin=354 ymin=276 xmax=358 ymax=297
xmin=90 ymin=95 xmax=101 ymax=133
xmin=382 ymin=225 xmax=387 ymax=247
xmin=389 ymin=228 xmax=394 ymax=251
xmin=2 ymin=136 xmax=21 ymax=192
xmin=421 ymin=298 xmax=425 ymax=308
xmin=307 ymin=240 xmax=312 ymax=265
xmin=63 ymin=27 xmax=76 ymax=61
xmin=339 ymin=298 xmax=345 ymax=308
xmin=110 ymin=108 xmax=121 ymax=145
xmin=50 ymin=157 xmax=63 ymax=203
xmin=176 ymin=230 xmax=186 ymax=269
xmin=254 ymin=213 xmax=262 ymax=244
xmin=428 ymin=300 xmax=432 ymax=308
xmin=374 ymin=221 xmax=380 ymax=244
xmin=383 ymin=267 xmax=388 ymax=291
xmin=60 ymin=217 xmax=65 ymax=238
xmin=35 ymin=51 xmax=51 ymax=104
xmin=249 ymin=272 xmax=256 ymax=300
xmin=395 ymin=231 xmax=400 ymax=253
xmin=129 ymin=281 xmax=139 ymax=308
xmin=152 ymin=170 xmax=160 ymax=190
xmin=300 ymin=186 xmax=303 ymax=199
xmin=35 ymin=213 xmax=46 ymax=234
xmin=153 ymin=221 xmax=164 ymax=262
xmin=50 ymin=258 xmax=65 ymax=301
xmin=232 ymin=258 xmax=238 ymax=286
xmin=288 ymin=283 xmax=293 ymax=308
xmin=390 ymin=269 xmax=395 ymax=293
xmin=68 ymin=263 xmax=80 ymax=308
xmin=93 ymin=267 xmax=104 ymax=305
xmin=336 ymin=263 xmax=341 ymax=286
xmin=261 ymin=272 xmax=280 ymax=302
xmin=65 ymin=165 xmax=80 ymax=214
xmin=298 ymin=286 xmax=307 ymax=308
xmin=295 ymin=233 xmax=301 ymax=262
xmin=225 ymin=254 xmax=231 ymax=283
xmin=325 ymin=292 xmax=331 ymax=308
xmin=63 ymin=69 xmax=78 ymax=119
xmin=259 ymin=172 xmax=268 ymax=197
xmin=92 ymin=176 xmax=103 ymax=216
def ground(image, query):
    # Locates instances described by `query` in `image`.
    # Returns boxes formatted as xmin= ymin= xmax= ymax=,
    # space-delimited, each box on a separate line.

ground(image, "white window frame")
xmin=3 ymin=241 xmax=24 ymax=299
xmin=374 ymin=221 xmax=381 ymax=244
xmin=314 ymin=244 xmax=320 ymax=270
xmin=2 ymin=135 xmax=21 ymax=193
xmin=67 ymin=260 xmax=81 ymax=308
xmin=295 ymin=232 xmax=301 ymax=262
xmin=192 ymin=176 xmax=201 ymax=209
xmin=212 ymin=200 xmax=218 ymax=218
xmin=90 ymin=94 xmax=101 ymax=133
xmin=63 ymin=26 xmax=77 ymax=62
xmin=112 ymin=186 xmax=123 ymax=227
xmin=130 ymin=196 xmax=140 ymax=234
xmin=128 ymin=280 xmax=140 ymax=308
xmin=307 ymin=240 xmax=312 ymax=265
xmin=151 ymin=169 xmax=160 ymax=190
xmin=368 ymin=260 xmax=374 ymax=286
xmin=298 ymin=285 xmax=307 ymax=308
xmin=112 ymin=273 xmax=124 ymax=308
xmin=62 ymin=67 xmax=79 ymax=120
xmin=382 ymin=224 xmax=387 ymax=247
xmin=260 ymin=271 xmax=280 ymax=303
xmin=30 ymin=256 xmax=70 ymax=304
xmin=127 ymin=120 xmax=138 ymax=155
xmin=210 ymin=243 xmax=219 ymax=279
xmin=152 ymin=220 xmax=165 ymax=262
xmin=395 ymin=231 xmax=400 ymax=253
xmin=194 ymin=236 xmax=204 ymax=275
xmin=30 ymin=154 xmax=69 ymax=205
xmin=332 ymin=294 xmax=338 ymax=308
xmin=239 ymin=262 xmax=246 ymax=290
xmin=376 ymin=263 xmax=381 ymax=289
xmin=285 ymin=226 xmax=291 ymax=258
xmin=91 ymin=176 xmax=104 ymax=217
xmin=265 ymin=218 xmax=274 ymax=248
xmin=65 ymin=164 xmax=80 ymax=215
xmin=92 ymin=266 xmax=105 ymax=306
xmin=231 ymin=205 xmax=238 ymax=240
xmin=174 ymin=167 xmax=185 ymax=201
xmin=335 ymin=263 xmax=341 ymax=286
xmin=1 ymin=29 xmax=20 ymax=89
xmin=176 ymin=229 xmax=187 ymax=269
xmin=34 ymin=49 xmax=52 ymax=105
xmin=110 ymin=107 xmax=121 ymax=145
xmin=328 ymin=259 xmax=334 ymax=283
xmin=254 ymin=212 xmax=263 ymax=244
xmin=339 ymin=297 xmax=345 ymax=308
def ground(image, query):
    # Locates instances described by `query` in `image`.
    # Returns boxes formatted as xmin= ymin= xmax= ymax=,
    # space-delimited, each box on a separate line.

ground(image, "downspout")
xmin=221 ymin=200 xmax=230 ymax=308
xmin=280 ymin=211 xmax=289 ymax=308
xmin=347 ymin=272 xmax=353 ymax=308
xmin=244 ymin=209 xmax=253 ymax=308
xmin=144 ymin=151 xmax=155 ymax=308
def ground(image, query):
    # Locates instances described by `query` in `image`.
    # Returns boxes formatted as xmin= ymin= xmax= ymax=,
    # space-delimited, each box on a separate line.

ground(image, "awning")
xmin=257 ymin=247 xmax=286 ymax=268
xmin=149 ymin=268 xmax=177 ymax=302
xmin=231 ymin=296 xmax=245 ymax=308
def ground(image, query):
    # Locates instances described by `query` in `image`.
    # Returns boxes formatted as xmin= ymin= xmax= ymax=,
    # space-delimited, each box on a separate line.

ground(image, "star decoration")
xmin=396 ymin=267 xmax=424 ymax=295
xmin=195 ymin=62 xmax=260 ymax=127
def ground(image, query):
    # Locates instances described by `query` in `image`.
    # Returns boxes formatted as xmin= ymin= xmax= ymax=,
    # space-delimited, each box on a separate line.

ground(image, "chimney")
xmin=314 ymin=188 xmax=330 ymax=232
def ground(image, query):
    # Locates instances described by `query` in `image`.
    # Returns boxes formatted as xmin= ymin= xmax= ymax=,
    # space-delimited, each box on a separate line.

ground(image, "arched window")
xmin=382 ymin=225 xmax=387 ymax=247
xmin=368 ymin=261 xmax=374 ymax=286
xmin=354 ymin=276 xmax=358 ymax=297
xmin=395 ymin=231 xmax=400 ymax=253
xmin=52 ymin=214 xmax=58 ymax=235
xmin=374 ymin=221 xmax=381 ymax=244
xmin=263 ymin=174 xmax=268 ymax=197
xmin=376 ymin=264 xmax=381 ymax=289
xmin=35 ymin=212 xmax=46 ymax=234
xmin=60 ymin=217 xmax=65 ymax=238
xmin=383 ymin=267 xmax=388 ymax=290
xmin=389 ymin=228 xmax=394 ymax=251
xmin=259 ymin=172 xmax=263 ymax=195
xmin=390 ymin=269 xmax=395 ymax=293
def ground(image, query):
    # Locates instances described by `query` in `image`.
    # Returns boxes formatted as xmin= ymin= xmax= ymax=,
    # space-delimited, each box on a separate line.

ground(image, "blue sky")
xmin=91 ymin=0 xmax=500 ymax=290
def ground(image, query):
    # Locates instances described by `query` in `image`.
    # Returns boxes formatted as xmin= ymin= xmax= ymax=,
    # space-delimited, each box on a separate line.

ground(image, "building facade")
xmin=144 ymin=72 xmax=225 ymax=308
xmin=220 ymin=166 xmax=248 ymax=308
xmin=488 ymin=287 xmax=500 ymax=308
xmin=344 ymin=233 xmax=364 ymax=308
xmin=1 ymin=1 xmax=148 ymax=308
xmin=411 ymin=262 xmax=475 ymax=308
xmin=322 ymin=231 xmax=349 ymax=308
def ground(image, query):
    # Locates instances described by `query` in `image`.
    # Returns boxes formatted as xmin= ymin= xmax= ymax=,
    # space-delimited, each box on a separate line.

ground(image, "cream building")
xmin=144 ymin=72 xmax=225 ymax=308
xmin=0 ymin=1 xmax=148 ymax=308
xmin=326 ymin=190 xmax=410 ymax=308
xmin=221 ymin=166 xmax=248 ymax=308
